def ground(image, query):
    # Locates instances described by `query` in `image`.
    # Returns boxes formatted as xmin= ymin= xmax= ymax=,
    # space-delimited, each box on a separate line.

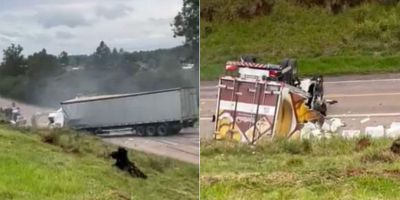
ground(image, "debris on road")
xmin=365 ymin=126 xmax=385 ymax=138
xmin=301 ymin=118 xmax=345 ymax=139
xmin=360 ymin=117 xmax=370 ymax=124
xmin=342 ymin=130 xmax=361 ymax=139
xmin=0 ymin=102 xmax=26 ymax=126
xmin=386 ymin=122 xmax=400 ymax=138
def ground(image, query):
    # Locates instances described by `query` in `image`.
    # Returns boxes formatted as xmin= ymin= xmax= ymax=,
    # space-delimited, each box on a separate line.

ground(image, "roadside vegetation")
xmin=0 ymin=124 xmax=198 ymax=200
xmin=201 ymin=138 xmax=400 ymax=199
xmin=201 ymin=0 xmax=400 ymax=80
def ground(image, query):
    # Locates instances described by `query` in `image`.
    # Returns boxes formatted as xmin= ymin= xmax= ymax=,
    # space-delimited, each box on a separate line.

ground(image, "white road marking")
xmin=200 ymin=112 xmax=400 ymax=121
xmin=326 ymin=92 xmax=400 ymax=98
xmin=324 ymin=78 xmax=400 ymax=84
xmin=327 ymin=113 xmax=400 ymax=118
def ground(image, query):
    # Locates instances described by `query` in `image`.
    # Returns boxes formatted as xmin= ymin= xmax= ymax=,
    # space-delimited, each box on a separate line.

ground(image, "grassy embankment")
xmin=201 ymin=138 xmax=400 ymax=199
xmin=201 ymin=0 xmax=400 ymax=80
xmin=0 ymin=125 xmax=198 ymax=200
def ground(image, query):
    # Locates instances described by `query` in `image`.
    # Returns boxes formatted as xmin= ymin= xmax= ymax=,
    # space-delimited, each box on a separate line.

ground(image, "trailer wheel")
xmin=146 ymin=125 xmax=156 ymax=136
xmin=157 ymin=124 xmax=168 ymax=136
xmin=136 ymin=126 xmax=145 ymax=136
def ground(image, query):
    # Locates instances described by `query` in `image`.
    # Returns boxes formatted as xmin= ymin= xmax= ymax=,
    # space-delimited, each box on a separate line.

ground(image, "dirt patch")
xmin=361 ymin=150 xmax=397 ymax=163
xmin=390 ymin=138 xmax=400 ymax=154
xmin=345 ymin=168 xmax=368 ymax=177
xmin=355 ymin=138 xmax=371 ymax=152
xmin=40 ymin=131 xmax=59 ymax=144
xmin=201 ymin=171 xmax=298 ymax=186
xmin=344 ymin=168 xmax=400 ymax=179
xmin=382 ymin=169 xmax=400 ymax=177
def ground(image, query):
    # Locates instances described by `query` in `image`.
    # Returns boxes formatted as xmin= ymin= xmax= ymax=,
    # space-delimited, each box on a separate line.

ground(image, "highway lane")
xmin=104 ymin=128 xmax=199 ymax=164
xmin=200 ymin=74 xmax=400 ymax=139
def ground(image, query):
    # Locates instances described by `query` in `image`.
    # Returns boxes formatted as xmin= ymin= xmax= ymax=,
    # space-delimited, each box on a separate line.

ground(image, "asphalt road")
xmin=0 ymin=97 xmax=199 ymax=164
xmin=104 ymin=128 xmax=199 ymax=164
xmin=200 ymin=73 xmax=400 ymax=139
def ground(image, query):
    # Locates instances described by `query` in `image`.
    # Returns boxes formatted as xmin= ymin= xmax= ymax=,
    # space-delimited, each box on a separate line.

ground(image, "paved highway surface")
xmin=104 ymin=128 xmax=199 ymax=164
xmin=200 ymin=73 xmax=400 ymax=139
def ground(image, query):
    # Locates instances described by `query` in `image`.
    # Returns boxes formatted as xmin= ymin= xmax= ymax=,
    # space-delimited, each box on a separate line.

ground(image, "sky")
xmin=0 ymin=0 xmax=184 ymax=58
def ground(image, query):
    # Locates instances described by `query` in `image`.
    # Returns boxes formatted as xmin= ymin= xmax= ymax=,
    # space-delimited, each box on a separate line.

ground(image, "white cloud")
xmin=0 ymin=0 xmax=184 ymax=58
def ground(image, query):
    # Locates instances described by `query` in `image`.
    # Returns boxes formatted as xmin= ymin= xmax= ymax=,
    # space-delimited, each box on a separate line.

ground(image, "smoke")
xmin=31 ymin=46 xmax=198 ymax=107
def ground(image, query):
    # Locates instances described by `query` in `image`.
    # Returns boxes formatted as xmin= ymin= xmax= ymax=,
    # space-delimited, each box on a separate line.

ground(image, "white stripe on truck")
xmin=219 ymin=100 xmax=276 ymax=116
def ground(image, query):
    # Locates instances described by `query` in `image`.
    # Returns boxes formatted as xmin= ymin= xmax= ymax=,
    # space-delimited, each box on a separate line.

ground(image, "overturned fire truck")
xmin=213 ymin=57 xmax=327 ymax=143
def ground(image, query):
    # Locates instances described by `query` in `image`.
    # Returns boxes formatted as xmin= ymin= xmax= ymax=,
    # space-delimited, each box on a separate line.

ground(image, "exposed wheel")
xmin=280 ymin=58 xmax=298 ymax=85
xmin=136 ymin=126 xmax=145 ymax=136
xmin=146 ymin=125 xmax=156 ymax=136
xmin=288 ymin=59 xmax=297 ymax=75
xmin=157 ymin=124 xmax=168 ymax=136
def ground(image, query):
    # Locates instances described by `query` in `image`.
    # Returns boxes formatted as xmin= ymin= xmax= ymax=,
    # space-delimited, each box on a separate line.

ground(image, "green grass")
xmin=0 ymin=125 xmax=198 ymax=200
xmin=201 ymin=138 xmax=400 ymax=199
xmin=200 ymin=0 xmax=400 ymax=80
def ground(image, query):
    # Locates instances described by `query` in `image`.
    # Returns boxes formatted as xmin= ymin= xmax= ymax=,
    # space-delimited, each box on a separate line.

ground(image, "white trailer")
xmin=50 ymin=88 xmax=198 ymax=136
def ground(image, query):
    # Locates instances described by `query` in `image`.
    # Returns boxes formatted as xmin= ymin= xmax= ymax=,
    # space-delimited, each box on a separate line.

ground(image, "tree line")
xmin=0 ymin=41 xmax=197 ymax=106
xmin=0 ymin=0 xmax=199 ymax=106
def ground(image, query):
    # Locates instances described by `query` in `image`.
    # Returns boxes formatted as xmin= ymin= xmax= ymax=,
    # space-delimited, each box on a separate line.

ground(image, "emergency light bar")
xmin=225 ymin=61 xmax=282 ymax=70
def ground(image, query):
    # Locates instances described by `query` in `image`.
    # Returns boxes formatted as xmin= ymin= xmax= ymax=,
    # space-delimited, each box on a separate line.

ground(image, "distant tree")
xmin=172 ymin=0 xmax=199 ymax=69
xmin=112 ymin=48 xmax=118 ymax=56
xmin=58 ymin=51 xmax=69 ymax=66
xmin=93 ymin=41 xmax=111 ymax=68
xmin=172 ymin=0 xmax=199 ymax=46
xmin=27 ymin=48 xmax=62 ymax=79
xmin=0 ymin=43 xmax=26 ymax=76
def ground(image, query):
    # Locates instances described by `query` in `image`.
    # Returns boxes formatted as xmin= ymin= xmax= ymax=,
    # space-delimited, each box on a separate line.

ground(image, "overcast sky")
xmin=0 ymin=0 xmax=184 ymax=58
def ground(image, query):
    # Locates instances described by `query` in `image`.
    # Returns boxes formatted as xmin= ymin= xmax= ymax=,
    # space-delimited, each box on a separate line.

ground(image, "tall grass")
xmin=201 ymin=0 xmax=400 ymax=80
xmin=0 ymin=125 xmax=199 ymax=200
xmin=201 ymin=137 xmax=400 ymax=199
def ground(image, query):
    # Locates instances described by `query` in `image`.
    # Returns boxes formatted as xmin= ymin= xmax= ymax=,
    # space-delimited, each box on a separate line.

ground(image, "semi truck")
xmin=48 ymin=87 xmax=198 ymax=136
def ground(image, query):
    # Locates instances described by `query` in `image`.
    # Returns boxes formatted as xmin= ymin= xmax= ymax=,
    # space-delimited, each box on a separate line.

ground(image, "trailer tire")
xmin=136 ymin=126 xmax=145 ymax=136
xmin=157 ymin=124 xmax=168 ymax=136
xmin=146 ymin=125 xmax=156 ymax=136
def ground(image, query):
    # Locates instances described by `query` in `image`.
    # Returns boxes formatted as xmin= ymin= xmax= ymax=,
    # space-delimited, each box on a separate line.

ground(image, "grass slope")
xmin=201 ymin=138 xmax=400 ymax=199
xmin=0 ymin=125 xmax=198 ymax=200
xmin=201 ymin=1 xmax=400 ymax=80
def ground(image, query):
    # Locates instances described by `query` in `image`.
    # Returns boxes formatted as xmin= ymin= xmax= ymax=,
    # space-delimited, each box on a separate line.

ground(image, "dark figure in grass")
xmin=110 ymin=147 xmax=147 ymax=179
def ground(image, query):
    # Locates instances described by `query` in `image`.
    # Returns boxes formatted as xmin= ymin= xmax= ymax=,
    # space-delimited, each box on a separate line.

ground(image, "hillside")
xmin=201 ymin=138 xmax=400 ymax=199
xmin=200 ymin=0 xmax=400 ymax=80
xmin=0 ymin=125 xmax=198 ymax=200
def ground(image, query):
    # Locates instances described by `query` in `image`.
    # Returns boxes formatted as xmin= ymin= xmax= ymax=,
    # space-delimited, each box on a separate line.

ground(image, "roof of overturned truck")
xmin=61 ymin=87 xmax=192 ymax=104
